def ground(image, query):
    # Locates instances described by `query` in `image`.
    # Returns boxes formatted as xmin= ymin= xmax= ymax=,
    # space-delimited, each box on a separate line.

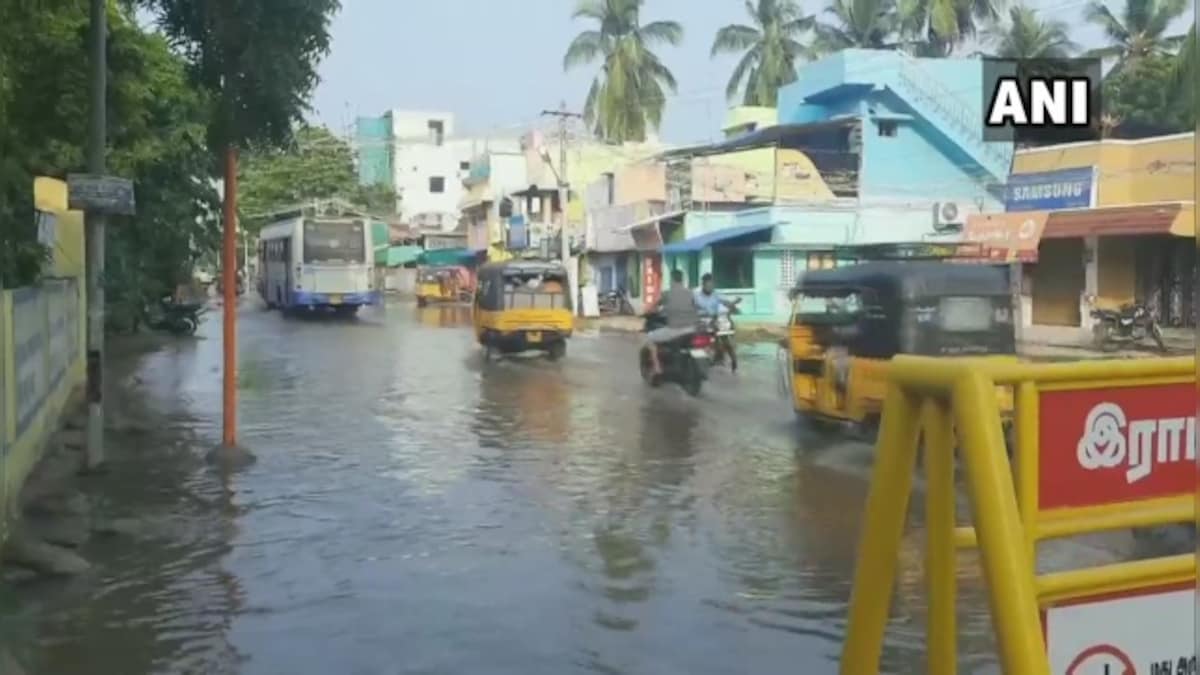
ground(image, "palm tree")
xmin=711 ymin=0 xmax=816 ymax=107
xmin=814 ymin=0 xmax=900 ymax=51
xmin=985 ymin=5 xmax=1077 ymax=58
xmin=1083 ymin=0 xmax=1189 ymax=68
xmin=563 ymin=0 xmax=684 ymax=142
xmin=896 ymin=0 xmax=1005 ymax=55
xmin=1169 ymin=25 xmax=1196 ymax=115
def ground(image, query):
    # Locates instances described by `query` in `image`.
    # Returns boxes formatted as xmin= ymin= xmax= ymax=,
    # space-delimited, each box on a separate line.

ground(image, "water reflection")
xmin=415 ymin=304 xmax=472 ymax=328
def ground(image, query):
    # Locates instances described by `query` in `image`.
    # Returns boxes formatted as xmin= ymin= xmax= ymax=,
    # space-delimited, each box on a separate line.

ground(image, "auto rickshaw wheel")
xmin=546 ymin=340 xmax=566 ymax=361
xmin=416 ymin=296 xmax=427 ymax=307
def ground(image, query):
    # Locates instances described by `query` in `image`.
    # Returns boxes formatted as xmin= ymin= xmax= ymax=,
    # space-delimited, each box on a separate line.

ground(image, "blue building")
xmin=635 ymin=49 xmax=1015 ymax=322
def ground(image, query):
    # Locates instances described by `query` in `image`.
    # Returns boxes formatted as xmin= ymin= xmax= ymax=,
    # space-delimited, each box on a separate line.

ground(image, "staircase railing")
xmin=892 ymin=54 xmax=1013 ymax=180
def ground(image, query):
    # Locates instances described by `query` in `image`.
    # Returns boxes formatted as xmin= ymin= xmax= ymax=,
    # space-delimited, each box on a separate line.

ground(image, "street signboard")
xmin=1005 ymin=166 xmax=1096 ymax=212
xmin=1037 ymin=381 xmax=1197 ymax=511
xmin=1043 ymin=583 xmax=1195 ymax=674
xmin=67 ymin=174 xmax=135 ymax=215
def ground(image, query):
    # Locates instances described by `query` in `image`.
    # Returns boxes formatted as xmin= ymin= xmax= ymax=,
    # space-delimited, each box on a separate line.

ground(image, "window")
xmin=877 ymin=120 xmax=898 ymax=137
xmin=780 ymin=250 xmax=797 ymax=287
xmin=938 ymin=297 xmax=994 ymax=332
xmin=428 ymin=120 xmax=444 ymax=145
xmin=712 ymin=248 xmax=754 ymax=289
xmin=429 ymin=176 xmax=445 ymax=193
xmin=793 ymin=292 xmax=866 ymax=324
xmin=303 ymin=221 xmax=365 ymax=264
xmin=459 ymin=161 xmax=470 ymax=171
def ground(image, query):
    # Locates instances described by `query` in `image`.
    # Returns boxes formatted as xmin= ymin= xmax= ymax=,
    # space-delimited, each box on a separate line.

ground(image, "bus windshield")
xmin=303 ymin=221 xmax=365 ymax=264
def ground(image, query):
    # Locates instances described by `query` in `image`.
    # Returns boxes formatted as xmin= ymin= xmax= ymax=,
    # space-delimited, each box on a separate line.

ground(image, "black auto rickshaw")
xmin=782 ymin=261 xmax=1017 ymax=434
xmin=473 ymin=260 xmax=573 ymax=359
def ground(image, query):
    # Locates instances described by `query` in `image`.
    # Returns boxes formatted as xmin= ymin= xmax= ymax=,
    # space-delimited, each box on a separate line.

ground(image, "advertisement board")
xmin=1005 ymin=166 xmax=1096 ymax=212
xmin=1044 ymin=584 xmax=1195 ymax=674
xmin=1037 ymin=381 xmax=1197 ymax=510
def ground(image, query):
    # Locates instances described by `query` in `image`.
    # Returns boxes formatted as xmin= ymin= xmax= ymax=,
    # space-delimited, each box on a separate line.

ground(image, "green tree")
xmin=1103 ymin=52 xmax=1196 ymax=133
xmin=1084 ymin=0 xmax=1189 ymax=69
xmin=896 ymin=0 xmax=1004 ymax=56
xmin=984 ymin=5 xmax=1077 ymax=58
xmin=0 ymin=1 xmax=218 ymax=304
xmin=1170 ymin=25 xmax=1196 ymax=110
xmin=563 ymin=0 xmax=684 ymax=142
xmin=711 ymin=0 xmax=816 ymax=106
xmin=814 ymin=0 xmax=900 ymax=51
xmin=239 ymin=125 xmax=397 ymax=226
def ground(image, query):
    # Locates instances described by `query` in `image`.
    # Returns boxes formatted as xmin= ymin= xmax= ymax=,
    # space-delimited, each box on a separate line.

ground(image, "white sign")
xmin=1045 ymin=586 xmax=1196 ymax=674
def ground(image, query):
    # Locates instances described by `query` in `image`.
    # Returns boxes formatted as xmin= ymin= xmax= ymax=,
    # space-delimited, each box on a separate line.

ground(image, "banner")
xmin=1005 ymin=166 xmax=1095 ymax=212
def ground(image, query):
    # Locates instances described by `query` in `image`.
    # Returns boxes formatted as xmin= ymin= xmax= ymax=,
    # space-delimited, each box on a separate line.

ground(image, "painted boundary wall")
xmin=0 ymin=278 xmax=86 ymax=549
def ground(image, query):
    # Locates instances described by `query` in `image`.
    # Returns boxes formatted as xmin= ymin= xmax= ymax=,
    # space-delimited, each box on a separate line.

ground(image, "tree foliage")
xmin=140 ymin=0 xmax=340 ymax=150
xmin=0 ymin=0 xmax=218 ymax=309
xmin=1102 ymin=52 xmax=1197 ymax=134
xmin=564 ymin=0 xmax=684 ymax=142
xmin=711 ymin=0 xmax=816 ymax=106
xmin=239 ymin=126 xmax=397 ymax=228
xmin=1084 ymin=0 xmax=1189 ymax=68
xmin=814 ymin=0 xmax=902 ymax=51
xmin=984 ymin=5 xmax=1078 ymax=58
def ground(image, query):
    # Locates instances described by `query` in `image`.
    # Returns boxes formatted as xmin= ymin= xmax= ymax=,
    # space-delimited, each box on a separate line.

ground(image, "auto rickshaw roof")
xmin=794 ymin=261 xmax=1010 ymax=299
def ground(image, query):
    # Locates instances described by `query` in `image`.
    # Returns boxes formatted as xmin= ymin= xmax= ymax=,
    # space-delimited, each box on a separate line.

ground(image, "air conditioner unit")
xmin=932 ymin=201 xmax=964 ymax=233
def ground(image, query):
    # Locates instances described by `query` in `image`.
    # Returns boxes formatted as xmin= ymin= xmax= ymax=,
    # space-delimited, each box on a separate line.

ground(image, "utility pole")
xmin=540 ymin=102 xmax=583 ymax=314
xmin=84 ymin=0 xmax=108 ymax=470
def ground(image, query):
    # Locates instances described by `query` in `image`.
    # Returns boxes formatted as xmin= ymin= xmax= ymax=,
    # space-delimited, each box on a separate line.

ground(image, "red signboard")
xmin=1038 ymin=382 xmax=1197 ymax=511
xmin=642 ymin=254 xmax=662 ymax=308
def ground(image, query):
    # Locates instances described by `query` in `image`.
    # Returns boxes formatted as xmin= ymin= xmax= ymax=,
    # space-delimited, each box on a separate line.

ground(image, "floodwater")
xmin=0 ymin=299 xmax=1017 ymax=675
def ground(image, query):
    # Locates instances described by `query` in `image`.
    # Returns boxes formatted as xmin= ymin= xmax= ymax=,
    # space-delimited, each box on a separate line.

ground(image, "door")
xmin=687 ymin=253 xmax=700 ymax=288
xmin=1031 ymin=238 xmax=1084 ymax=326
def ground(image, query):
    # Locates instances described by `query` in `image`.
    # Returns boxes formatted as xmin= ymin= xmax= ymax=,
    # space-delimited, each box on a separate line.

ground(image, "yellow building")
xmin=969 ymin=133 xmax=1195 ymax=331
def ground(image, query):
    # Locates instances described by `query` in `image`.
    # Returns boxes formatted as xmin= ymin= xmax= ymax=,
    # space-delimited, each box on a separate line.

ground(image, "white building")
xmin=355 ymin=109 xmax=519 ymax=232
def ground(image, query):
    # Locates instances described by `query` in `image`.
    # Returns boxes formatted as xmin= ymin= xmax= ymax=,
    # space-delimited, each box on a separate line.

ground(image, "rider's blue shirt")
xmin=694 ymin=289 xmax=724 ymax=316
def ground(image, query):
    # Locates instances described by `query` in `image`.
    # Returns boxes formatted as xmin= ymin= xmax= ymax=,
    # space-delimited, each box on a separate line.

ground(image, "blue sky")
xmin=307 ymin=0 xmax=1173 ymax=145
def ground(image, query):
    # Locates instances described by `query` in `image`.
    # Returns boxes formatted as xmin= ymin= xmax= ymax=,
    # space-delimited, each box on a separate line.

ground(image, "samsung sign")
xmin=1005 ymin=166 xmax=1096 ymax=212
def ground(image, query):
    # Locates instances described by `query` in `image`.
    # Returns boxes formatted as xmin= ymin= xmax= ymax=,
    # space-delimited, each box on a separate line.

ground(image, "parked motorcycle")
xmin=1090 ymin=303 xmax=1166 ymax=352
xmin=598 ymin=288 xmax=635 ymax=316
xmin=638 ymin=313 xmax=713 ymax=396
xmin=146 ymin=297 xmax=205 ymax=336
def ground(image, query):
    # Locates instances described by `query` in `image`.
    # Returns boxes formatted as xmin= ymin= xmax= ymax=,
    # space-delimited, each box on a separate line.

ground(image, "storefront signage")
xmin=1037 ymin=381 xmax=1196 ymax=511
xmin=1044 ymin=584 xmax=1195 ymax=675
xmin=1005 ymin=166 xmax=1095 ymax=212
xmin=963 ymin=212 xmax=1048 ymax=262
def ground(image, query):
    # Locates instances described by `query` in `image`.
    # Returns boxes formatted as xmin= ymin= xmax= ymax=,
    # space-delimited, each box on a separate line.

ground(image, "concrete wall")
xmin=1 ymin=281 xmax=86 ymax=550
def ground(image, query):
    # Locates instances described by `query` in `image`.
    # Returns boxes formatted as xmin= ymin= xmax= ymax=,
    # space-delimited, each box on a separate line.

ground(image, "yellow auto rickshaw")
xmin=416 ymin=265 xmax=471 ymax=307
xmin=782 ymin=261 xmax=1017 ymax=436
xmin=473 ymin=260 xmax=573 ymax=359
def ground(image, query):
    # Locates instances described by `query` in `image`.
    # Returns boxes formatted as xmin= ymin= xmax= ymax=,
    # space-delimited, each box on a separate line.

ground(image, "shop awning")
xmin=416 ymin=248 xmax=480 ymax=266
xmin=1042 ymin=202 xmax=1187 ymax=238
xmin=385 ymin=245 xmax=422 ymax=267
xmin=661 ymin=223 xmax=775 ymax=254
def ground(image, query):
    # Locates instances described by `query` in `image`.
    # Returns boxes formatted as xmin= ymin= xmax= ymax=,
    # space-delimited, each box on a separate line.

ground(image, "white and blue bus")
xmin=257 ymin=214 xmax=379 ymax=314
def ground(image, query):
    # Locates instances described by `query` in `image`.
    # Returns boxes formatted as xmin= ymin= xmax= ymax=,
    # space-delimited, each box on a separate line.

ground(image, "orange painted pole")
xmin=222 ymin=145 xmax=238 ymax=448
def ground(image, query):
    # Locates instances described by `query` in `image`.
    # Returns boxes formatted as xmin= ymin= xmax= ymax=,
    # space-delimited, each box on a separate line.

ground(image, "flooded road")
xmin=1 ymin=300 xmax=1003 ymax=674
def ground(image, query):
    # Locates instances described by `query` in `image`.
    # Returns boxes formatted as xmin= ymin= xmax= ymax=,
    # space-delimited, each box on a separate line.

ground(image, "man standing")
xmin=644 ymin=269 xmax=700 ymax=376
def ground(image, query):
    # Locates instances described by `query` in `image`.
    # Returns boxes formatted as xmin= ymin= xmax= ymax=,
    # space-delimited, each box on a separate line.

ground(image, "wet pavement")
xmin=0 ymin=299 xmax=1016 ymax=675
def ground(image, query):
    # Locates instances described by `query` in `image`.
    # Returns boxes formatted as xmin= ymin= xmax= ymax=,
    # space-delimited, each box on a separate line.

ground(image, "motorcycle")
xmin=638 ymin=313 xmax=713 ymax=397
xmin=1090 ymin=303 xmax=1166 ymax=352
xmin=146 ymin=297 xmax=206 ymax=336
xmin=704 ymin=305 xmax=740 ymax=372
xmin=599 ymin=288 xmax=636 ymax=316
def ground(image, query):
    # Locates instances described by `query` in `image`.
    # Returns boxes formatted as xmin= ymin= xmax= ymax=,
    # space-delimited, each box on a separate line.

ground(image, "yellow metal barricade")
xmin=839 ymin=356 xmax=1196 ymax=675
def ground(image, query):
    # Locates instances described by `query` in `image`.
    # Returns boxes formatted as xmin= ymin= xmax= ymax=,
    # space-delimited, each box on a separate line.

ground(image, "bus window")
xmin=304 ymin=222 xmax=365 ymax=264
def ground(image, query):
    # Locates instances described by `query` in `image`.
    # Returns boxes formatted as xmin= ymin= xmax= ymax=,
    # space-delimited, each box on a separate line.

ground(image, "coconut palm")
xmin=1083 ymin=0 xmax=1189 ymax=67
xmin=711 ymin=0 xmax=817 ymax=106
xmin=1169 ymin=25 xmax=1196 ymax=114
xmin=985 ymin=5 xmax=1077 ymax=58
xmin=814 ymin=0 xmax=900 ymax=51
xmin=896 ymin=0 xmax=1005 ymax=55
xmin=563 ymin=0 xmax=684 ymax=142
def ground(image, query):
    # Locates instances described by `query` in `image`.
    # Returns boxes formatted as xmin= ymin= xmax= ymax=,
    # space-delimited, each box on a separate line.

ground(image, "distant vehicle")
xmin=1090 ymin=302 xmax=1166 ymax=352
xmin=257 ymin=213 xmax=378 ymax=316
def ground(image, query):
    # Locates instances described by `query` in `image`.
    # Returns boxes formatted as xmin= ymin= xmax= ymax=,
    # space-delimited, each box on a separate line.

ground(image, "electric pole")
xmin=85 ymin=0 xmax=108 ymax=470
xmin=540 ymin=102 xmax=583 ymax=314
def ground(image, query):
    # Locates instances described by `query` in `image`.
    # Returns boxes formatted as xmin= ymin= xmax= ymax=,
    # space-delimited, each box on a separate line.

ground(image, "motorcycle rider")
xmin=694 ymin=273 xmax=741 ymax=371
xmin=645 ymin=269 xmax=701 ymax=376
